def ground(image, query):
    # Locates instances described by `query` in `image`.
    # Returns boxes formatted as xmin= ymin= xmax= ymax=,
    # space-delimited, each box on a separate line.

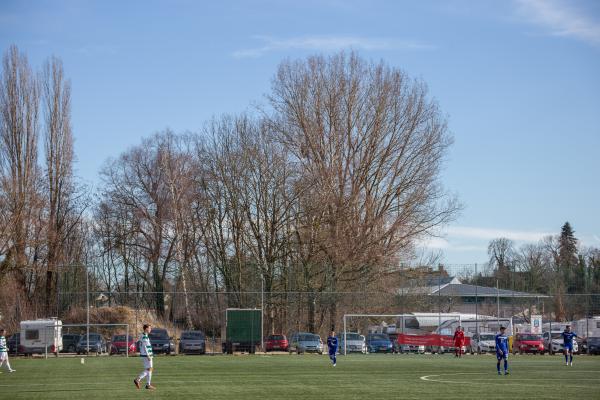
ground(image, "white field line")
xmin=420 ymin=371 xmax=600 ymax=386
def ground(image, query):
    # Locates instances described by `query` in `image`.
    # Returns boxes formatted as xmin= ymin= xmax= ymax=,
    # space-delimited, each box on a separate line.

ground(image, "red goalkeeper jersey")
xmin=453 ymin=330 xmax=465 ymax=345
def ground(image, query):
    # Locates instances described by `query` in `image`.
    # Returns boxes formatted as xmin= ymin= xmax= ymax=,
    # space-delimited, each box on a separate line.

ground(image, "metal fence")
xmin=4 ymin=263 xmax=600 ymax=348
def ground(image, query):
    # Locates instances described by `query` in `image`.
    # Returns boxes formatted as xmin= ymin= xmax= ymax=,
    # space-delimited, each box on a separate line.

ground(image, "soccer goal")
xmin=47 ymin=323 xmax=131 ymax=359
xmin=341 ymin=313 xmax=464 ymax=355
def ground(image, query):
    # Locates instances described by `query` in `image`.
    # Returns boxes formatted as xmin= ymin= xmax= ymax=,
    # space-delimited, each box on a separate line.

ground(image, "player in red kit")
xmin=453 ymin=326 xmax=465 ymax=358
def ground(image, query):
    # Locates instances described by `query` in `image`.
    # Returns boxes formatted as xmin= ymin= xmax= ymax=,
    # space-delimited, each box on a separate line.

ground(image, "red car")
xmin=513 ymin=333 xmax=544 ymax=355
xmin=110 ymin=334 xmax=136 ymax=355
xmin=265 ymin=334 xmax=289 ymax=352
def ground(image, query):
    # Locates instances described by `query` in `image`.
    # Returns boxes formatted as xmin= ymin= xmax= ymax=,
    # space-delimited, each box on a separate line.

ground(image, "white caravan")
xmin=570 ymin=317 xmax=600 ymax=338
xmin=20 ymin=319 xmax=63 ymax=355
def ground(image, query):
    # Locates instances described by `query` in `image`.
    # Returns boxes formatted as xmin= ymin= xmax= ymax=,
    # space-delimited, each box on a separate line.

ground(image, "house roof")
xmin=432 ymin=283 xmax=548 ymax=298
xmin=398 ymin=276 xmax=548 ymax=298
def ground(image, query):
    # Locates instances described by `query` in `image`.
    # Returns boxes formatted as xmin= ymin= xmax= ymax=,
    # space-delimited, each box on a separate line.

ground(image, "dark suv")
xmin=178 ymin=331 xmax=206 ymax=355
xmin=62 ymin=333 xmax=81 ymax=353
xmin=76 ymin=333 xmax=107 ymax=355
xmin=148 ymin=328 xmax=175 ymax=355
xmin=588 ymin=337 xmax=600 ymax=355
xmin=7 ymin=333 xmax=21 ymax=355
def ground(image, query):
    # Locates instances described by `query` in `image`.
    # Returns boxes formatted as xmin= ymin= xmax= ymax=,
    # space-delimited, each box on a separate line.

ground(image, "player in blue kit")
xmin=327 ymin=330 xmax=338 ymax=367
xmin=562 ymin=325 xmax=578 ymax=366
xmin=495 ymin=326 xmax=509 ymax=375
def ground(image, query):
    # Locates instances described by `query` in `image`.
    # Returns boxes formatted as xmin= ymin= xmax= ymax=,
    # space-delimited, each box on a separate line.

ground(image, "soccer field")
xmin=1 ymin=354 xmax=599 ymax=399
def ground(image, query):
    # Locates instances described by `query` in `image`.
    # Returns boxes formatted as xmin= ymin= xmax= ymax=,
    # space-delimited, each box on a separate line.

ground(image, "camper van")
xmin=20 ymin=319 xmax=63 ymax=355
xmin=570 ymin=317 xmax=600 ymax=339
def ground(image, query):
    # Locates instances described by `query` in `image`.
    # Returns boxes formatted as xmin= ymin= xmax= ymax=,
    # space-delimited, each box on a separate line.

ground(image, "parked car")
xmin=580 ymin=338 xmax=588 ymax=354
xmin=76 ymin=333 xmax=107 ymax=355
xmin=178 ymin=331 xmax=206 ymax=355
xmin=470 ymin=332 xmax=496 ymax=354
xmin=338 ymin=332 xmax=367 ymax=354
xmin=386 ymin=333 xmax=401 ymax=353
xmin=7 ymin=333 xmax=21 ymax=355
xmin=288 ymin=332 xmax=323 ymax=354
xmin=148 ymin=328 xmax=175 ymax=355
xmin=399 ymin=343 xmax=426 ymax=354
xmin=543 ymin=331 xmax=578 ymax=354
xmin=366 ymin=333 xmax=394 ymax=353
xmin=61 ymin=334 xmax=81 ymax=353
xmin=587 ymin=337 xmax=600 ymax=355
xmin=110 ymin=334 xmax=136 ymax=355
xmin=513 ymin=333 xmax=544 ymax=355
xmin=265 ymin=334 xmax=289 ymax=352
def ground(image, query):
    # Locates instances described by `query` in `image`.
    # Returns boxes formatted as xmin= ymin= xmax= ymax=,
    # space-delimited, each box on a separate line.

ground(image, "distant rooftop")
xmin=398 ymin=277 xmax=548 ymax=298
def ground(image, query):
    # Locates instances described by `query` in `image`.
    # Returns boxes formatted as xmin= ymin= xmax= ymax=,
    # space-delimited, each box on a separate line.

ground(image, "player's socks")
xmin=147 ymin=371 xmax=152 ymax=385
xmin=569 ymin=355 xmax=573 ymax=364
xmin=497 ymin=362 xmax=501 ymax=374
xmin=504 ymin=360 xmax=508 ymax=372
xmin=137 ymin=371 xmax=147 ymax=381
xmin=564 ymin=354 xmax=568 ymax=363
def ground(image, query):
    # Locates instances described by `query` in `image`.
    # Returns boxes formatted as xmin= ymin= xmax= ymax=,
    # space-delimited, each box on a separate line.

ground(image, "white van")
xmin=571 ymin=317 xmax=600 ymax=338
xmin=20 ymin=319 xmax=63 ymax=355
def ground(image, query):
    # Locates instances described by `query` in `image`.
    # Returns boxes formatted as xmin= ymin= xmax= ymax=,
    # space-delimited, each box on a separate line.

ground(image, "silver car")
xmin=178 ymin=330 xmax=206 ymax=355
xmin=288 ymin=332 xmax=323 ymax=354
xmin=543 ymin=331 xmax=578 ymax=354
xmin=470 ymin=332 xmax=496 ymax=354
xmin=339 ymin=333 xmax=367 ymax=354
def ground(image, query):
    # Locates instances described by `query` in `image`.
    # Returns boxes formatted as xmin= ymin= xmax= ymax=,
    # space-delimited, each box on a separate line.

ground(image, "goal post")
xmin=342 ymin=313 xmax=463 ymax=355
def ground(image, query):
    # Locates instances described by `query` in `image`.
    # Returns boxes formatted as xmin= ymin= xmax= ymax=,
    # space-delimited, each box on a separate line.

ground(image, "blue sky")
xmin=1 ymin=0 xmax=599 ymax=264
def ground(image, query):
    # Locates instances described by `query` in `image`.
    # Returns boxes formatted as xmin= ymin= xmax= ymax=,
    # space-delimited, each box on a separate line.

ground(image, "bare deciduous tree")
xmin=42 ymin=56 xmax=83 ymax=312
xmin=267 ymin=52 xmax=459 ymax=327
xmin=0 ymin=45 xmax=41 ymax=294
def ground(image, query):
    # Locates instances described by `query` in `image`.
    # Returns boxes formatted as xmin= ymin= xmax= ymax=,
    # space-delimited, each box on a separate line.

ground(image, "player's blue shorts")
xmin=496 ymin=351 xmax=508 ymax=360
xmin=564 ymin=343 xmax=573 ymax=352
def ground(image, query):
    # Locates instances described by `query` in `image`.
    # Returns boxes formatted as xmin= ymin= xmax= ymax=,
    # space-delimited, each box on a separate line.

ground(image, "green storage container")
xmin=225 ymin=309 xmax=262 ymax=353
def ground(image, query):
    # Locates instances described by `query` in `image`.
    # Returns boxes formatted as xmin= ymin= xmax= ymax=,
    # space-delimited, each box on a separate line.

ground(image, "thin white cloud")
xmin=417 ymin=236 xmax=487 ymax=252
xmin=419 ymin=237 xmax=451 ymax=250
xmin=515 ymin=0 xmax=600 ymax=45
xmin=232 ymin=35 xmax=433 ymax=58
xmin=446 ymin=226 xmax=553 ymax=242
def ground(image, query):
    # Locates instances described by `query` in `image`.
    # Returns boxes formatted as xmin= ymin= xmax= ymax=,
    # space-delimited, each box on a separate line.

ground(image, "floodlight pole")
xmin=438 ymin=276 xmax=441 ymax=329
xmin=260 ymin=275 xmax=264 ymax=353
xmin=496 ymin=279 xmax=500 ymax=328
xmin=126 ymin=324 xmax=129 ymax=358
xmin=86 ymin=265 xmax=90 ymax=355
xmin=343 ymin=315 xmax=347 ymax=356
xmin=475 ymin=263 xmax=479 ymax=335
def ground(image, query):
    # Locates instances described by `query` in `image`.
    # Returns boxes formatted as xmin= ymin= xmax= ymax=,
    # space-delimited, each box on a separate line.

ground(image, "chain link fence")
xmin=3 ymin=263 xmax=600 ymax=354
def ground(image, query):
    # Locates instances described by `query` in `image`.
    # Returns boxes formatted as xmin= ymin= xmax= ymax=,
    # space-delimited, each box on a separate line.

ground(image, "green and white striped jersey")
xmin=139 ymin=333 xmax=153 ymax=357
xmin=0 ymin=336 xmax=7 ymax=353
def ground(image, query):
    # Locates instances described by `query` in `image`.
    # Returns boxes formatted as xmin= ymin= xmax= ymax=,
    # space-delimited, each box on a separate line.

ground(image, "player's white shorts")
xmin=0 ymin=352 xmax=7 ymax=362
xmin=142 ymin=357 xmax=153 ymax=370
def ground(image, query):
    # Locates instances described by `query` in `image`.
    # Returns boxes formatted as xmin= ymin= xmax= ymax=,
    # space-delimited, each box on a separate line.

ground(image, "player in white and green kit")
xmin=133 ymin=324 xmax=155 ymax=390
xmin=0 ymin=329 xmax=16 ymax=373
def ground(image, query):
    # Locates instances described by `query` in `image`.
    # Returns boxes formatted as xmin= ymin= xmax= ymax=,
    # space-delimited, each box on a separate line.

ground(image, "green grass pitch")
xmin=1 ymin=354 xmax=599 ymax=399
